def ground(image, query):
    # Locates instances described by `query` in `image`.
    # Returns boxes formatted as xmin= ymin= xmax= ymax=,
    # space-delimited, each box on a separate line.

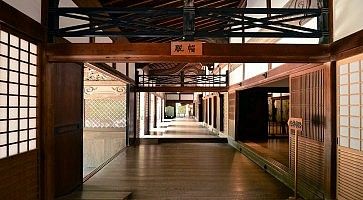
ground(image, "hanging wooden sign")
xmin=171 ymin=41 xmax=203 ymax=56
xmin=288 ymin=118 xmax=303 ymax=131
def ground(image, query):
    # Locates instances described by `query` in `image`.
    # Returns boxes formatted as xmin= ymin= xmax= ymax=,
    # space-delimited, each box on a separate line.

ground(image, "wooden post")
xmin=181 ymin=71 xmax=185 ymax=87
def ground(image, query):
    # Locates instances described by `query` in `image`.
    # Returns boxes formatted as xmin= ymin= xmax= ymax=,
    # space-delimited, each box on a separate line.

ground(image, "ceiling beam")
xmin=47 ymin=42 xmax=330 ymax=63
xmin=71 ymin=0 xmax=129 ymax=43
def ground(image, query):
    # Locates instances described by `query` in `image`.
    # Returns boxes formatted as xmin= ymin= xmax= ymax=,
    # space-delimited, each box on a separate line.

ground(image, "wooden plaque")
xmin=171 ymin=41 xmax=203 ymax=56
xmin=288 ymin=118 xmax=303 ymax=131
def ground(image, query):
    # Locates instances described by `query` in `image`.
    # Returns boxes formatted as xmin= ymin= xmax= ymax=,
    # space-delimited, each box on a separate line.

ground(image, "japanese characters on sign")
xmin=171 ymin=41 xmax=203 ymax=56
xmin=288 ymin=118 xmax=303 ymax=131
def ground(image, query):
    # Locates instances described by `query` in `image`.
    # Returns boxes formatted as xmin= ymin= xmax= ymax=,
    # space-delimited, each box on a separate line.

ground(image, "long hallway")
xmin=70 ymin=143 xmax=292 ymax=200
xmin=146 ymin=118 xmax=223 ymax=138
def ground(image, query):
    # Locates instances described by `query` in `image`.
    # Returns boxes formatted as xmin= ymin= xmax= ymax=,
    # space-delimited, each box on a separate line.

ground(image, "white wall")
xmin=3 ymin=0 xmax=41 ymax=23
xmin=116 ymin=63 xmax=127 ymax=75
xmin=334 ymin=0 xmax=363 ymax=41
xmin=229 ymin=64 xmax=243 ymax=85
xmin=244 ymin=63 xmax=269 ymax=79
xmin=128 ymin=63 xmax=135 ymax=80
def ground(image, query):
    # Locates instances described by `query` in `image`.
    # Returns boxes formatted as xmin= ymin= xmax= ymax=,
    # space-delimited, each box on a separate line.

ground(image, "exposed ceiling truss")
xmin=49 ymin=4 xmax=328 ymax=42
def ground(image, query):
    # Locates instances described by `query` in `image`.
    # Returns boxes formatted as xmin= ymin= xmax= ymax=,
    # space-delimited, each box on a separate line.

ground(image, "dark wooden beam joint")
xmin=183 ymin=0 xmax=195 ymax=41
xmin=318 ymin=0 xmax=329 ymax=44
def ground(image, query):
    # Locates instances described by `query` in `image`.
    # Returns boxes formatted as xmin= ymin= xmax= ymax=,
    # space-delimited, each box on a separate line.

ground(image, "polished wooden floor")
xmin=79 ymin=143 xmax=292 ymax=200
xmin=244 ymin=138 xmax=290 ymax=166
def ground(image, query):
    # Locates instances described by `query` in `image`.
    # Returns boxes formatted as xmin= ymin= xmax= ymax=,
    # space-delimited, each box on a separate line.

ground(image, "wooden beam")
xmin=71 ymin=0 xmax=130 ymax=43
xmin=0 ymin=1 xmax=45 ymax=42
xmin=331 ymin=29 xmax=363 ymax=61
xmin=136 ymin=87 xmax=228 ymax=92
xmin=228 ymin=63 xmax=322 ymax=91
xmin=47 ymin=43 xmax=330 ymax=63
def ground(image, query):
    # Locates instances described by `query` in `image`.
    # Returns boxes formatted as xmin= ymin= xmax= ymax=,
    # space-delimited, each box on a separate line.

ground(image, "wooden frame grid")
xmin=0 ymin=28 xmax=38 ymax=158
xmin=290 ymin=66 xmax=325 ymax=142
xmin=336 ymin=53 xmax=363 ymax=151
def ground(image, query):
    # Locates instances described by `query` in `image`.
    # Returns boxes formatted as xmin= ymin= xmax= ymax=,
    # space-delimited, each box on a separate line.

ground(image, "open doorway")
xmin=236 ymin=79 xmax=290 ymax=167
xmin=176 ymin=103 xmax=186 ymax=118
xmin=82 ymin=65 xmax=128 ymax=178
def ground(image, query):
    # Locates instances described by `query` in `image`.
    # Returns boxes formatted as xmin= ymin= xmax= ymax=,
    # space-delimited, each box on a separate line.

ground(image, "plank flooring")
xmin=244 ymin=138 xmax=290 ymax=166
xmin=81 ymin=143 xmax=293 ymax=199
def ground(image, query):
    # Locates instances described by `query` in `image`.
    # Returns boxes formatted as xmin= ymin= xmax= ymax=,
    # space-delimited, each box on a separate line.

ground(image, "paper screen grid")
xmin=0 ymin=30 xmax=38 ymax=158
xmin=337 ymin=59 xmax=363 ymax=151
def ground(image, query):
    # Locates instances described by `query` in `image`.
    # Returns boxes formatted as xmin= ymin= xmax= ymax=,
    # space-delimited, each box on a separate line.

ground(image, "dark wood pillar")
xmin=198 ymin=94 xmax=203 ymax=122
xmin=220 ymin=94 xmax=224 ymax=132
xmin=324 ymin=61 xmax=337 ymax=199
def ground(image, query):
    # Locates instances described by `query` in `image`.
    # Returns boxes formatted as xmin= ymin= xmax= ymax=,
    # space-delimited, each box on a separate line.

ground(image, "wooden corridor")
xmin=63 ymin=143 xmax=293 ymax=200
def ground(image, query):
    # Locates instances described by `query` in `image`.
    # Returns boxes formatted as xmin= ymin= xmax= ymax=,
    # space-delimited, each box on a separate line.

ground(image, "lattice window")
xmin=84 ymin=99 xmax=126 ymax=128
xmin=0 ymin=29 xmax=38 ymax=159
xmin=290 ymin=68 xmax=325 ymax=142
xmin=337 ymin=55 xmax=363 ymax=151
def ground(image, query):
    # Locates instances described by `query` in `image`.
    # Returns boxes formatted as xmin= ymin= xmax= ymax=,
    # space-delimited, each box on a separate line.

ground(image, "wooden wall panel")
xmin=127 ymin=85 xmax=137 ymax=144
xmin=290 ymin=65 xmax=326 ymax=199
xmin=0 ymin=150 xmax=38 ymax=200
xmin=336 ymin=53 xmax=363 ymax=200
xmin=228 ymin=92 xmax=236 ymax=139
xmin=208 ymin=98 xmax=213 ymax=126
xmin=205 ymin=99 xmax=208 ymax=124
xmin=223 ymin=93 xmax=228 ymax=134
xmin=213 ymin=96 xmax=217 ymax=129
xmin=53 ymin=63 xmax=84 ymax=197
xmin=144 ymin=93 xmax=149 ymax=135
xmin=290 ymin=137 xmax=324 ymax=198
xmin=136 ymin=92 xmax=140 ymax=138
xmin=290 ymin=67 xmax=325 ymax=142
xmin=337 ymin=147 xmax=363 ymax=200
xmin=228 ymin=92 xmax=236 ymax=120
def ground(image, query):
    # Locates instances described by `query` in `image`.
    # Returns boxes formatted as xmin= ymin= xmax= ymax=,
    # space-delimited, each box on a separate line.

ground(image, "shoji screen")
xmin=337 ymin=53 xmax=363 ymax=200
xmin=0 ymin=29 xmax=38 ymax=159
